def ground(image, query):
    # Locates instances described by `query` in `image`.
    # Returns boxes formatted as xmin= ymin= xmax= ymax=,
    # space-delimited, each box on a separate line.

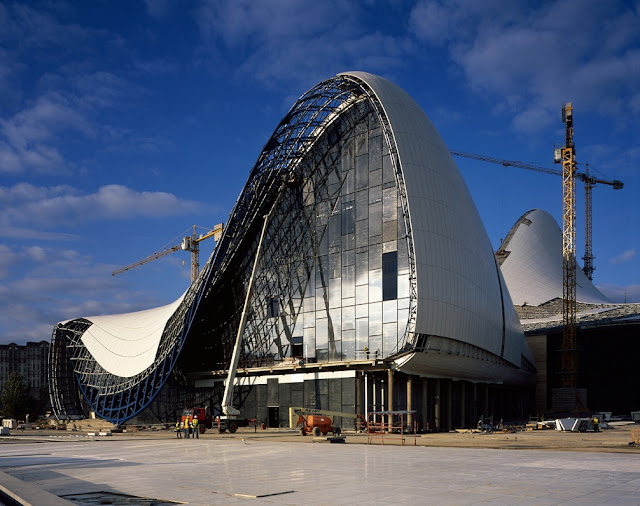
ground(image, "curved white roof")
xmin=344 ymin=71 xmax=532 ymax=368
xmin=80 ymin=293 xmax=185 ymax=377
xmin=498 ymin=209 xmax=609 ymax=306
xmin=57 ymin=71 xmax=534 ymax=386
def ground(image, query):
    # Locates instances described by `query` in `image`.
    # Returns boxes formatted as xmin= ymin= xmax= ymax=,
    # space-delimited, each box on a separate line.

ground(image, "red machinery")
xmin=296 ymin=413 xmax=342 ymax=437
xmin=181 ymin=407 xmax=211 ymax=434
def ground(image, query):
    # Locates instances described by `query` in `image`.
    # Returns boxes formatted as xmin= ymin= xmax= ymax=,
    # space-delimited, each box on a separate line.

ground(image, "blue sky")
xmin=1 ymin=0 xmax=638 ymax=344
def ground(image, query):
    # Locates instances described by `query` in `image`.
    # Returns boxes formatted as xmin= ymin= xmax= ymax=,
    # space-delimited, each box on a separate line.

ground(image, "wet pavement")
xmin=1 ymin=429 xmax=640 ymax=504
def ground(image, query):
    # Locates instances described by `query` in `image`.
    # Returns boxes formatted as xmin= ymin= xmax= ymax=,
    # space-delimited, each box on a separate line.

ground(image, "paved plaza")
xmin=2 ymin=431 xmax=640 ymax=505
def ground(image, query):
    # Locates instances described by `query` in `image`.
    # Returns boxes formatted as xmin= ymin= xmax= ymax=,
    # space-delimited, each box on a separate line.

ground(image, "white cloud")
xmin=0 ymin=2 xmax=144 ymax=176
xmin=0 ymin=244 xmax=20 ymax=279
xmin=0 ymin=282 xmax=169 ymax=344
xmin=0 ymin=226 xmax=79 ymax=241
xmin=610 ymin=249 xmax=636 ymax=264
xmin=74 ymin=71 xmax=133 ymax=110
xmin=0 ymin=183 xmax=76 ymax=204
xmin=0 ymin=93 xmax=94 ymax=174
xmin=0 ymin=183 xmax=206 ymax=228
xmin=0 ymin=243 xmax=175 ymax=344
xmin=145 ymin=0 xmax=172 ymax=19
xmin=512 ymin=105 xmax=556 ymax=135
xmin=197 ymin=0 xmax=344 ymax=48
xmin=0 ymin=243 xmax=80 ymax=279
xmin=409 ymin=0 xmax=640 ymax=132
xmin=596 ymin=282 xmax=640 ymax=303
xmin=1 ymin=3 xmax=89 ymax=49
xmin=25 ymin=246 xmax=46 ymax=262
xmin=0 ymin=47 xmax=24 ymax=109
xmin=195 ymin=0 xmax=410 ymax=87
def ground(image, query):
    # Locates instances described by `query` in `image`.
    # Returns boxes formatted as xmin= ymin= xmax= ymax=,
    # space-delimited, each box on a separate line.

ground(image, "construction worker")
xmin=593 ymin=416 xmax=600 ymax=432
xmin=175 ymin=419 xmax=182 ymax=438
xmin=192 ymin=416 xmax=199 ymax=438
xmin=183 ymin=418 xmax=189 ymax=439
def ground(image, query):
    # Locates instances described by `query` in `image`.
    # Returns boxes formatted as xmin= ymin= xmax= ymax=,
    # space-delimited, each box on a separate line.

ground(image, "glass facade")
xmin=50 ymin=74 xmax=417 ymax=424
xmin=199 ymin=102 xmax=413 ymax=367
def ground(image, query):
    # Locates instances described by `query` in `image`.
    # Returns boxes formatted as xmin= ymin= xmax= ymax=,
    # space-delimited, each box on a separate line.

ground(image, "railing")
xmin=366 ymin=410 xmax=417 ymax=446
xmin=222 ymin=350 xmax=382 ymax=371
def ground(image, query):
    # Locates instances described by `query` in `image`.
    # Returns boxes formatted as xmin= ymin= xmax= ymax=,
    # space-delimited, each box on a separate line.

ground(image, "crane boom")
xmin=450 ymin=150 xmax=623 ymax=188
xmin=450 ymin=150 xmax=623 ymax=280
xmin=450 ymin=150 xmax=561 ymax=177
xmin=112 ymin=223 xmax=224 ymax=282
xmin=112 ymin=244 xmax=181 ymax=276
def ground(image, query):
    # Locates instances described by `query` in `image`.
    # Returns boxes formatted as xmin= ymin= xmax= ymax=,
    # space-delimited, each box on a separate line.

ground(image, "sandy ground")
xmin=4 ymin=422 xmax=639 ymax=453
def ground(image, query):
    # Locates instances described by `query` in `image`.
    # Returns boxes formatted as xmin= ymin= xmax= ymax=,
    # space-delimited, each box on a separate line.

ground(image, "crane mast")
xmin=450 ymin=108 xmax=625 ymax=407
xmin=582 ymin=165 xmax=595 ymax=280
xmin=556 ymin=102 xmax=577 ymax=389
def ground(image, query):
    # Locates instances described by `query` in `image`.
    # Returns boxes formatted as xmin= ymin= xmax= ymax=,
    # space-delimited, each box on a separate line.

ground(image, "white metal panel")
xmin=81 ymin=293 xmax=186 ymax=378
xmin=499 ymin=209 xmax=609 ymax=306
xmin=342 ymin=71 xmax=528 ymax=366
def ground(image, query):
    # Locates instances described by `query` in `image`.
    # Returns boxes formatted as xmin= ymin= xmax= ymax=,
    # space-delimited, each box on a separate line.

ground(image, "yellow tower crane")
xmin=452 ymin=103 xmax=624 ymax=396
xmin=556 ymin=102 xmax=578 ymax=389
xmin=112 ymin=223 xmax=224 ymax=283
xmin=449 ymin=150 xmax=623 ymax=282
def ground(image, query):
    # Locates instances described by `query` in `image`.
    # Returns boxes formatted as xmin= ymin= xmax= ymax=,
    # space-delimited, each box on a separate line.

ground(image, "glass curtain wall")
xmin=235 ymin=100 xmax=412 ymax=365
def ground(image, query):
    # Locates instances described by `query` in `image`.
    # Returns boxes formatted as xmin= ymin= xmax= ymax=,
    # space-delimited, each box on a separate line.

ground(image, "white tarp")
xmin=80 ymin=293 xmax=185 ymax=378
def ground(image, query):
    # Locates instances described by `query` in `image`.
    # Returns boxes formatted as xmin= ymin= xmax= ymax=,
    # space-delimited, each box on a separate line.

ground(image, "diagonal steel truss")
xmin=49 ymin=75 xmax=418 ymax=424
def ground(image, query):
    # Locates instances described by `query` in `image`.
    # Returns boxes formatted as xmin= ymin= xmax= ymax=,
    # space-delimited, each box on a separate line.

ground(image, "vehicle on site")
xmin=296 ymin=413 xmax=341 ymax=437
xmin=181 ymin=407 xmax=212 ymax=434
xmin=292 ymin=407 xmax=368 ymax=436
xmin=212 ymin=415 xmax=255 ymax=433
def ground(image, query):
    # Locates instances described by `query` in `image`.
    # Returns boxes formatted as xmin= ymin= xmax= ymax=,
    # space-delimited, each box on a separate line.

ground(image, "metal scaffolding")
xmin=49 ymin=75 xmax=418 ymax=424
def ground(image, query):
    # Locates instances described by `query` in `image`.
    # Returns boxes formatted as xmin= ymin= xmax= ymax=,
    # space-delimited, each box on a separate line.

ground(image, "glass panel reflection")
xmin=237 ymin=101 xmax=413 ymax=367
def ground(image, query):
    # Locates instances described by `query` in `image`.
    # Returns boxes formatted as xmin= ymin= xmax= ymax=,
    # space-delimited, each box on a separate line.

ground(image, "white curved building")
xmin=50 ymin=72 xmax=536 ymax=429
xmin=497 ymin=209 xmax=610 ymax=306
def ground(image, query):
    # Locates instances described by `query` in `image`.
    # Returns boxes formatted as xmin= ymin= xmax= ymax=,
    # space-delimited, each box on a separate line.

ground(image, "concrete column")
xmin=422 ymin=378 xmax=429 ymax=432
xmin=483 ymin=383 xmax=489 ymax=418
xmin=505 ymin=388 xmax=511 ymax=420
xmin=356 ymin=372 xmax=363 ymax=430
xmin=472 ymin=383 xmax=478 ymax=426
xmin=407 ymin=375 xmax=413 ymax=431
xmin=460 ymin=382 xmax=466 ymax=429
xmin=434 ymin=379 xmax=441 ymax=430
xmin=446 ymin=379 xmax=453 ymax=431
xmin=372 ymin=377 xmax=377 ymax=413
xmin=387 ymin=368 xmax=394 ymax=428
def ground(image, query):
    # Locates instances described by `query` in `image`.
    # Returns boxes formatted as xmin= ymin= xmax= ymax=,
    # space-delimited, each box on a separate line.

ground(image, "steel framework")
xmin=560 ymin=103 xmax=577 ymax=388
xmin=582 ymin=168 xmax=595 ymax=280
xmin=50 ymin=75 xmax=419 ymax=424
xmin=450 ymin=151 xmax=622 ymax=281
